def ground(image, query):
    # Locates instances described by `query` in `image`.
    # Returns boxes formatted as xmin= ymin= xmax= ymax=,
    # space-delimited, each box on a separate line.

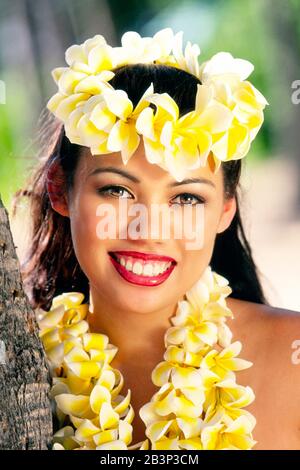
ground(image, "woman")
xmin=14 ymin=29 xmax=300 ymax=450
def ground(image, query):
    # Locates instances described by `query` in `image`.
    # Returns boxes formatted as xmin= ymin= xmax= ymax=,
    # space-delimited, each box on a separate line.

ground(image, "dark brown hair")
xmin=12 ymin=63 xmax=268 ymax=311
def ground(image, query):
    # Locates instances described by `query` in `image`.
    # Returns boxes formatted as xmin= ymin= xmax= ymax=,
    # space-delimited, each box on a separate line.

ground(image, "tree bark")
xmin=0 ymin=196 xmax=52 ymax=449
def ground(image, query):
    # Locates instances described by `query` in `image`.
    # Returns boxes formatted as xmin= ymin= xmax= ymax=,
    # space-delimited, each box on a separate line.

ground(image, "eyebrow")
xmin=88 ymin=167 xmax=216 ymax=188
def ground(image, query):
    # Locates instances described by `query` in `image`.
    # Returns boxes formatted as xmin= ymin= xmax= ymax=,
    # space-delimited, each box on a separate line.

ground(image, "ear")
xmin=46 ymin=159 xmax=70 ymax=217
xmin=216 ymin=196 xmax=237 ymax=234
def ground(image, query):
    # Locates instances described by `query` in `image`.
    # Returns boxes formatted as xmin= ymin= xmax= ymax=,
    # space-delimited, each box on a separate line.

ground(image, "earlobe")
xmin=46 ymin=159 xmax=70 ymax=217
xmin=217 ymin=196 xmax=237 ymax=234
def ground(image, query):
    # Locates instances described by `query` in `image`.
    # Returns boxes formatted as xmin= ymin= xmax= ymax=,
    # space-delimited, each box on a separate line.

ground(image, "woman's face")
xmin=51 ymin=141 xmax=236 ymax=314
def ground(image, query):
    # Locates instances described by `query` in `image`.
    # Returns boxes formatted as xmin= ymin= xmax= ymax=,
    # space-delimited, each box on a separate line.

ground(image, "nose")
xmin=118 ymin=196 xmax=204 ymax=251
xmin=118 ymin=197 xmax=176 ymax=243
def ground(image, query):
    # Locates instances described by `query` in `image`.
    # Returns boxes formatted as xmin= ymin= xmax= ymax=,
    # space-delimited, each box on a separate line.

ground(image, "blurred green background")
xmin=0 ymin=0 xmax=300 ymax=309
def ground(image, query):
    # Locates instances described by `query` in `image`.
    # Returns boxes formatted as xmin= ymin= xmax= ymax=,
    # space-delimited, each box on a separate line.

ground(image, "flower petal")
xmin=90 ymin=385 xmax=111 ymax=414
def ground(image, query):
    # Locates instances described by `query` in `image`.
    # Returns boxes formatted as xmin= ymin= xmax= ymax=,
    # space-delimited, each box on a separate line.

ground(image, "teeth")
xmin=132 ymin=261 xmax=143 ymax=275
xmin=113 ymin=254 xmax=172 ymax=277
xmin=125 ymin=259 xmax=133 ymax=271
xmin=158 ymin=263 xmax=165 ymax=274
xmin=152 ymin=263 xmax=161 ymax=276
xmin=143 ymin=264 xmax=154 ymax=276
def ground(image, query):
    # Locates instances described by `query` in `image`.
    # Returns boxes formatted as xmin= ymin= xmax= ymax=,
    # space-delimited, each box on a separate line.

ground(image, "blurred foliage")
xmin=0 ymin=73 xmax=37 ymax=209
xmin=196 ymin=0 xmax=274 ymax=160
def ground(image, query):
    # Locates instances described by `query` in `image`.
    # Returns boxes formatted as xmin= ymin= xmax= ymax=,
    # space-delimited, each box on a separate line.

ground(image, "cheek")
xmin=177 ymin=201 xmax=222 ymax=251
xmin=203 ymin=202 xmax=222 ymax=244
xmin=69 ymin=191 xmax=106 ymax=268
xmin=74 ymin=194 xmax=98 ymax=236
xmin=175 ymin=202 xmax=222 ymax=286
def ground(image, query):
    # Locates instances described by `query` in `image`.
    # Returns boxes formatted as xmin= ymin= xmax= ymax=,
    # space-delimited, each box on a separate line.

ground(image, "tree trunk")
xmin=0 ymin=196 xmax=52 ymax=449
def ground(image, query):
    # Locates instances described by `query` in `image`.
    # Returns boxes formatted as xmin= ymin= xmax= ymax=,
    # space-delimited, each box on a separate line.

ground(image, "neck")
xmin=226 ymin=296 xmax=252 ymax=341
xmin=86 ymin=287 xmax=248 ymax=373
xmin=87 ymin=285 xmax=180 ymax=370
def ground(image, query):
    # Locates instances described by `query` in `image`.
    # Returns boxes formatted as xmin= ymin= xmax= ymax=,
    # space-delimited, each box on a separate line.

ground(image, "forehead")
xmin=76 ymin=140 xmax=223 ymax=187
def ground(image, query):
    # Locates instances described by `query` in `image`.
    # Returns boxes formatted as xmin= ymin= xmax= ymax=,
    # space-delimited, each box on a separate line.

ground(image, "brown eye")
xmin=172 ymin=192 xmax=206 ymax=205
xmin=97 ymin=185 xmax=134 ymax=199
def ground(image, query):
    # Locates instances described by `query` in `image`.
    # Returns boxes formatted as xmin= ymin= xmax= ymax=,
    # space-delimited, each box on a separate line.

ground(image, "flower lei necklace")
xmin=36 ymin=265 xmax=257 ymax=450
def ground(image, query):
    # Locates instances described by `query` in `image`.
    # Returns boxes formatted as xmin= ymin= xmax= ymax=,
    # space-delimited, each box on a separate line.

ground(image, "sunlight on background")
xmin=1 ymin=0 xmax=299 ymax=310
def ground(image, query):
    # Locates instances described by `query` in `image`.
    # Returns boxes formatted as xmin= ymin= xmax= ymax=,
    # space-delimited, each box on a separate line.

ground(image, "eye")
xmin=171 ymin=192 xmax=206 ymax=206
xmin=97 ymin=185 xmax=134 ymax=199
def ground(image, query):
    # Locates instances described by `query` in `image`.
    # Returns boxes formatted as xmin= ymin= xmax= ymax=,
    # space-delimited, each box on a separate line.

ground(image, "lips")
xmin=108 ymin=250 xmax=177 ymax=287
xmin=108 ymin=250 xmax=177 ymax=264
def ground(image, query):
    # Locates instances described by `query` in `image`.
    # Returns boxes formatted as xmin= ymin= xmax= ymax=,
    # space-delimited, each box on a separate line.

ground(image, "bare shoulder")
xmin=227 ymin=297 xmax=300 ymax=447
xmin=228 ymin=296 xmax=300 ymax=384
xmin=228 ymin=295 xmax=300 ymax=335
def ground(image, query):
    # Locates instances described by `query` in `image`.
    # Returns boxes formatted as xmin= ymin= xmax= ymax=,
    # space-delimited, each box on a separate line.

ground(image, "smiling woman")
xmin=11 ymin=29 xmax=300 ymax=450
xmin=19 ymin=62 xmax=266 ymax=312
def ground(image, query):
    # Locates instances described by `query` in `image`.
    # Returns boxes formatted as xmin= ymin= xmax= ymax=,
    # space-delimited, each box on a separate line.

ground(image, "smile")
xmin=108 ymin=251 xmax=177 ymax=286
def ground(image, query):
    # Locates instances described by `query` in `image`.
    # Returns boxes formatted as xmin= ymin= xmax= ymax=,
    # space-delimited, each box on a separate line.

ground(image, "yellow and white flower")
xmin=37 ymin=264 xmax=257 ymax=450
xmin=201 ymin=411 xmax=256 ymax=449
xmin=136 ymin=83 xmax=233 ymax=181
xmin=46 ymin=28 xmax=268 ymax=181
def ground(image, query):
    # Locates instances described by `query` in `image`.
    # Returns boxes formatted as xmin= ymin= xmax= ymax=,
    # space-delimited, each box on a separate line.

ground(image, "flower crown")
xmin=47 ymin=28 xmax=268 ymax=181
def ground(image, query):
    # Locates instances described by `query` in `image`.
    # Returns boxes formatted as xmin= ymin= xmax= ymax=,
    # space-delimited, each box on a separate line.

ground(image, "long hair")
xmin=12 ymin=63 xmax=268 ymax=311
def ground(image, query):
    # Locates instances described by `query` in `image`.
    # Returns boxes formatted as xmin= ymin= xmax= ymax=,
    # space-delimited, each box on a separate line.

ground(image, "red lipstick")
xmin=109 ymin=250 xmax=177 ymax=264
xmin=108 ymin=251 xmax=177 ymax=287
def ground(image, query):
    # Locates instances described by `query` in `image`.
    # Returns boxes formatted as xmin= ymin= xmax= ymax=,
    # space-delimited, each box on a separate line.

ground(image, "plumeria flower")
xmin=54 ymin=373 xmax=134 ymax=449
xmin=200 ymin=341 xmax=253 ymax=379
xmin=165 ymin=319 xmax=219 ymax=352
xmin=203 ymin=377 xmax=255 ymax=419
xmin=73 ymin=400 xmax=133 ymax=449
xmin=50 ymin=34 xmax=115 ymax=95
xmin=140 ymin=370 xmax=216 ymax=450
xmin=171 ymin=266 xmax=233 ymax=327
xmin=65 ymin=34 xmax=112 ymax=72
xmin=47 ymin=36 xmax=116 ymax=122
xmin=52 ymin=425 xmax=80 ymax=450
xmin=197 ymin=52 xmax=268 ymax=167
xmin=183 ymin=280 xmax=233 ymax=350
xmin=37 ymin=293 xmax=90 ymax=367
xmin=145 ymin=418 xmax=204 ymax=450
xmin=168 ymin=30 xmax=201 ymax=78
xmin=117 ymin=28 xmax=175 ymax=66
xmin=135 ymin=92 xmax=176 ymax=167
xmin=46 ymin=35 xmax=116 ymax=141
xmin=160 ymin=83 xmax=233 ymax=179
xmin=162 ymin=343 xmax=211 ymax=368
xmin=217 ymin=321 xmax=233 ymax=348
xmin=38 ymin=296 xmax=138 ymax=450
xmin=105 ymin=83 xmax=154 ymax=163
xmin=151 ymin=367 xmax=207 ymax=418
xmin=151 ymin=28 xmax=177 ymax=62
xmin=148 ymin=267 xmax=235 ymax=365
xmin=199 ymin=52 xmax=254 ymax=82
xmin=62 ymin=83 xmax=154 ymax=162
xmin=136 ymin=83 xmax=233 ymax=181
xmin=201 ymin=412 xmax=256 ymax=449
xmin=140 ymin=399 xmax=201 ymax=449
xmin=50 ymin=66 xmax=114 ymax=96
xmin=63 ymin=93 xmax=115 ymax=151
